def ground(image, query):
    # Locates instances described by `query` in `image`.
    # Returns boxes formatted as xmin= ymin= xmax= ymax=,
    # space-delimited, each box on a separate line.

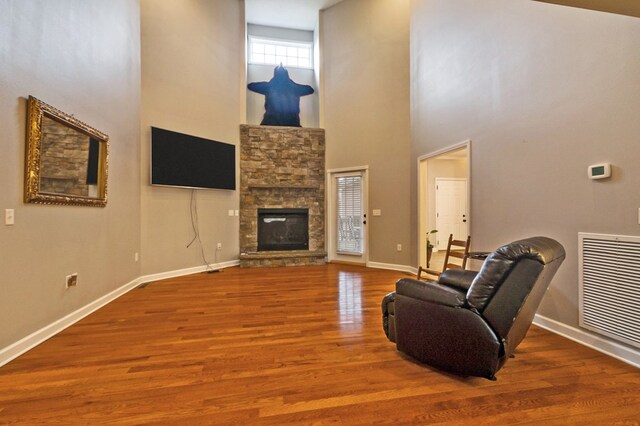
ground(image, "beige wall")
xmin=321 ymin=0 xmax=411 ymax=266
xmin=140 ymin=0 xmax=245 ymax=275
xmin=0 ymin=0 xmax=141 ymax=347
xmin=410 ymin=0 xmax=640 ymax=327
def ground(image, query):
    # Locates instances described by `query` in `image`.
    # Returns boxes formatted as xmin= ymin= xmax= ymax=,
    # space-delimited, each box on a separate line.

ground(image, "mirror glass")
xmin=25 ymin=96 xmax=108 ymax=206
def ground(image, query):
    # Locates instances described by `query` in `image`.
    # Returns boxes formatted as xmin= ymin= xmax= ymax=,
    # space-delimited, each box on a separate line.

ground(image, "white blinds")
xmin=336 ymin=175 xmax=363 ymax=254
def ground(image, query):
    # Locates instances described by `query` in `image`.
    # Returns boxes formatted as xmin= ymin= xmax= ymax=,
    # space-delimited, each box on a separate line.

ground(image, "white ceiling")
xmin=245 ymin=0 xmax=345 ymax=31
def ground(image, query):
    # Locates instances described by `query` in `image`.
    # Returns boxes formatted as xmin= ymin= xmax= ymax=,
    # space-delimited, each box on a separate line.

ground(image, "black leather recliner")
xmin=382 ymin=236 xmax=565 ymax=380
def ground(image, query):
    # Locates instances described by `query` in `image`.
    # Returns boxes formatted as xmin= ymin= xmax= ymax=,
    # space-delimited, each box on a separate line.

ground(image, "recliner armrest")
xmin=439 ymin=270 xmax=478 ymax=292
xmin=396 ymin=278 xmax=466 ymax=308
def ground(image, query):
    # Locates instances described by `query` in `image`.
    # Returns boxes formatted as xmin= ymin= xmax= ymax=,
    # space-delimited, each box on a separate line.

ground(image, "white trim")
xmin=0 ymin=260 xmax=239 ymax=368
xmin=533 ymin=314 xmax=640 ymax=369
xmin=137 ymin=259 xmax=239 ymax=285
xmin=416 ymin=140 xmax=471 ymax=162
xmin=326 ymin=165 xmax=369 ymax=174
xmin=7 ymin=259 xmax=639 ymax=372
xmin=364 ymin=262 xmax=640 ymax=368
xmin=0 ymin=277 xmax=142 ymax=368
xmin=366 ymin=261 xmax=415 ymax=274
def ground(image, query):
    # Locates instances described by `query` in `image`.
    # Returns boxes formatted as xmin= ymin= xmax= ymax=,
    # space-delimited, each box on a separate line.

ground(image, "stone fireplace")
xmin=239 ymin=124 xmax=326 ymax=267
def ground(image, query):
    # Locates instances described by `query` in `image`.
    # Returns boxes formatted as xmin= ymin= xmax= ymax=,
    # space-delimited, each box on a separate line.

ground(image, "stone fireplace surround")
xmin=239 ymin=124 xmax=326 ymax=267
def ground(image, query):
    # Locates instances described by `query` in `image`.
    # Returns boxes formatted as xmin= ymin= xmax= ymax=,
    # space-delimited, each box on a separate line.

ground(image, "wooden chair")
xmin=418 ymin=234 xmax=471 ymax=280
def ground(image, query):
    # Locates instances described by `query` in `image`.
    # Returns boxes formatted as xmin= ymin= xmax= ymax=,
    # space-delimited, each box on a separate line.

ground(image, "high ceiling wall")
xmin=321 ymin=0 xmax=412 ymax=267
xmin=140 ymin=0 xmax=245 ymax=275
xmin=0 ymin=0 xmax=141 ymax=352
xmin=410 ymin=0 xmax=640 ymax=332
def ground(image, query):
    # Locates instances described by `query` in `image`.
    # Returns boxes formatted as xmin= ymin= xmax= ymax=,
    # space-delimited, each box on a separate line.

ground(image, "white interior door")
xmin=435 ymin=178 xmax=468 ymax=249
xmin=328 ymin=169 xmax=368 ymax=264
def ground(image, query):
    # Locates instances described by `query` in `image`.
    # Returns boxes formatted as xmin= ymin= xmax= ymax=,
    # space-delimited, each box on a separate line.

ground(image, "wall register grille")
xmin=579 ymin=233 xmax=640 ymax=349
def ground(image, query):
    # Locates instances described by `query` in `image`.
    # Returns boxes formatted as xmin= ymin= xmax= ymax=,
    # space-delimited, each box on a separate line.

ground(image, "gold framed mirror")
xmin=25 ymin=96 xmax=109 ymax=207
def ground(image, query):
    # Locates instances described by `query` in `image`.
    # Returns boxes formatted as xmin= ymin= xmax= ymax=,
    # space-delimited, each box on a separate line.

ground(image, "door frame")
xmin=326 ymin=166 xmax=369 ymax=265
xmin=417 ymin=140 xmax=471 ymax=267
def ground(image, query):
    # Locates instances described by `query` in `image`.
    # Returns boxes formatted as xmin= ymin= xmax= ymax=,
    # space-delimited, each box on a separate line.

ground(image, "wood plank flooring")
xmin=0 ymin=264 xmax=638 ymax=424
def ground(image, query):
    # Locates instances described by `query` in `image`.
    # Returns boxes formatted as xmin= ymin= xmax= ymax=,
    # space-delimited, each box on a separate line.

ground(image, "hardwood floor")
xmin=1 ymin=264 xmax=638 ymax=424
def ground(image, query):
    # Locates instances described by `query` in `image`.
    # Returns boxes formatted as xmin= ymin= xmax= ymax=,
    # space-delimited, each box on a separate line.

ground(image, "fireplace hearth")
xmin=258 ymin=208 xmax=309 ymax=251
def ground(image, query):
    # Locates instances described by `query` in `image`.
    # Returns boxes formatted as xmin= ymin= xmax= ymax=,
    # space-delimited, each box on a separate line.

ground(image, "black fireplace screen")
xmin=258 ymin=208 xmax=309 ymax=251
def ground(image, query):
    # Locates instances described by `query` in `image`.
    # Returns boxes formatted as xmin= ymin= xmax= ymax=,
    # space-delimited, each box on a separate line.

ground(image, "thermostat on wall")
xmin=588 ymin=163 xmax=611 ymax=180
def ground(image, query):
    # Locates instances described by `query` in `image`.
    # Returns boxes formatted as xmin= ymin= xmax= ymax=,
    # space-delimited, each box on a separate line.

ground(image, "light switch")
xmin=5 ymin=209 xmax=14 ymax=225
xmin=372 ymin=209 xmax=382 ymax=216
xmin=234 ymin=210 xmax=239 ymax=216
xmin=228 ymin=209 xmax=234 ymax=217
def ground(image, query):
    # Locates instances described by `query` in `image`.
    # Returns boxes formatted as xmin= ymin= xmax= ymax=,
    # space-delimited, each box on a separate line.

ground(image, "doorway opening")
xmin=417 ymin=141 xmax=470 ymax=269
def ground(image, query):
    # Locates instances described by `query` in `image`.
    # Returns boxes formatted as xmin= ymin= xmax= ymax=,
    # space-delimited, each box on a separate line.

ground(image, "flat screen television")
xmin=151 ymin=127 xmax=236 ymax=190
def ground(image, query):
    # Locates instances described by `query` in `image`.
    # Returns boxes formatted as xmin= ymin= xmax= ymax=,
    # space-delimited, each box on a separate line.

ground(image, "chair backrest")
xmin=417 ymin=234 xmax=471 ymax=280
xmin=465 ymin=236 xmax=565 ymax=355
xmin=441 ymin=234 xmax=471 ymax=272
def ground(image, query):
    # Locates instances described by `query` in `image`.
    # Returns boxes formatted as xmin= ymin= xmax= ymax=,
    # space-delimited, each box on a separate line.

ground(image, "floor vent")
xmin=579 ymin=233 xmax=640 ymax=349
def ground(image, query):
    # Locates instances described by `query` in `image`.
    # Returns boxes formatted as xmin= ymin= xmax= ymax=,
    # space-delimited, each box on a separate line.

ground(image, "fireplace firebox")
xmin=258 ymin=208 xmax=309 ymax=251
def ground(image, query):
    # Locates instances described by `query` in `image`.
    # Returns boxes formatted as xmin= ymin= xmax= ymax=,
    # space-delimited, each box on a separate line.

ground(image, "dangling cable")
xmin=187 ymin=189 xmax=216 ymax=272
xmin=187 ymin=190 xmax=198 ymax=248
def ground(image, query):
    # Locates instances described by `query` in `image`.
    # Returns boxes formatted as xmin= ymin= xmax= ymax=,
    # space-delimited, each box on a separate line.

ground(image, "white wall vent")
xmin=579 ymin=233 xmax=640 ymax=349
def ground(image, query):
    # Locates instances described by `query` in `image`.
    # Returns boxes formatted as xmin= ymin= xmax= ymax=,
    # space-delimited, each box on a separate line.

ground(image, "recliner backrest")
xmin=465 ymin=237 xmax=566 ymax=353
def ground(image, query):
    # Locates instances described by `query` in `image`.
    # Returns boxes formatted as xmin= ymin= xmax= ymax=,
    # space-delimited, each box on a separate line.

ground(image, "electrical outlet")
xmin=5 ymin=209 xmax=15 ymax=225
xmin=217 ymin=242 xmax=222 ymax=250
xmin=397 ymin=244 xmax=402 ymax=251
xmin=66 ymin=273 xmax=78 ymax=288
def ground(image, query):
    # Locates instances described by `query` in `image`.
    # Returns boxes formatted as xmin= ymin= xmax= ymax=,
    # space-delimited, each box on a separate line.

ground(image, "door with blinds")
xmin=328 ymin=169 xmax=368 ymax=264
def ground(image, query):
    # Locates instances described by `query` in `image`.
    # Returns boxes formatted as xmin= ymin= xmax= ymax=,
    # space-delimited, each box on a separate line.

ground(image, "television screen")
xmin=151 ymin=127 xmax=236 ymax=190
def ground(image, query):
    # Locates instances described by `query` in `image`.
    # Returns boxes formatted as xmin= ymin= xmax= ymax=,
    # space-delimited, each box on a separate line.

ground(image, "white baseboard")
xmin=137 ymin=259 xmax=239 ymax=285
xmin=0 ymin=260 xmax=239 ymax=368
xmin=366 ymin=261 xmax=416 ymax=275
xmin=361 ymin=262 xmax=640 ymax=369
xmin=533 ymin=314 xmax=640 ymax=369
xmin=10 ymin=261 xmax=636 ymax=372
xmin=0 ymin=276 xmax=143 ymax=368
